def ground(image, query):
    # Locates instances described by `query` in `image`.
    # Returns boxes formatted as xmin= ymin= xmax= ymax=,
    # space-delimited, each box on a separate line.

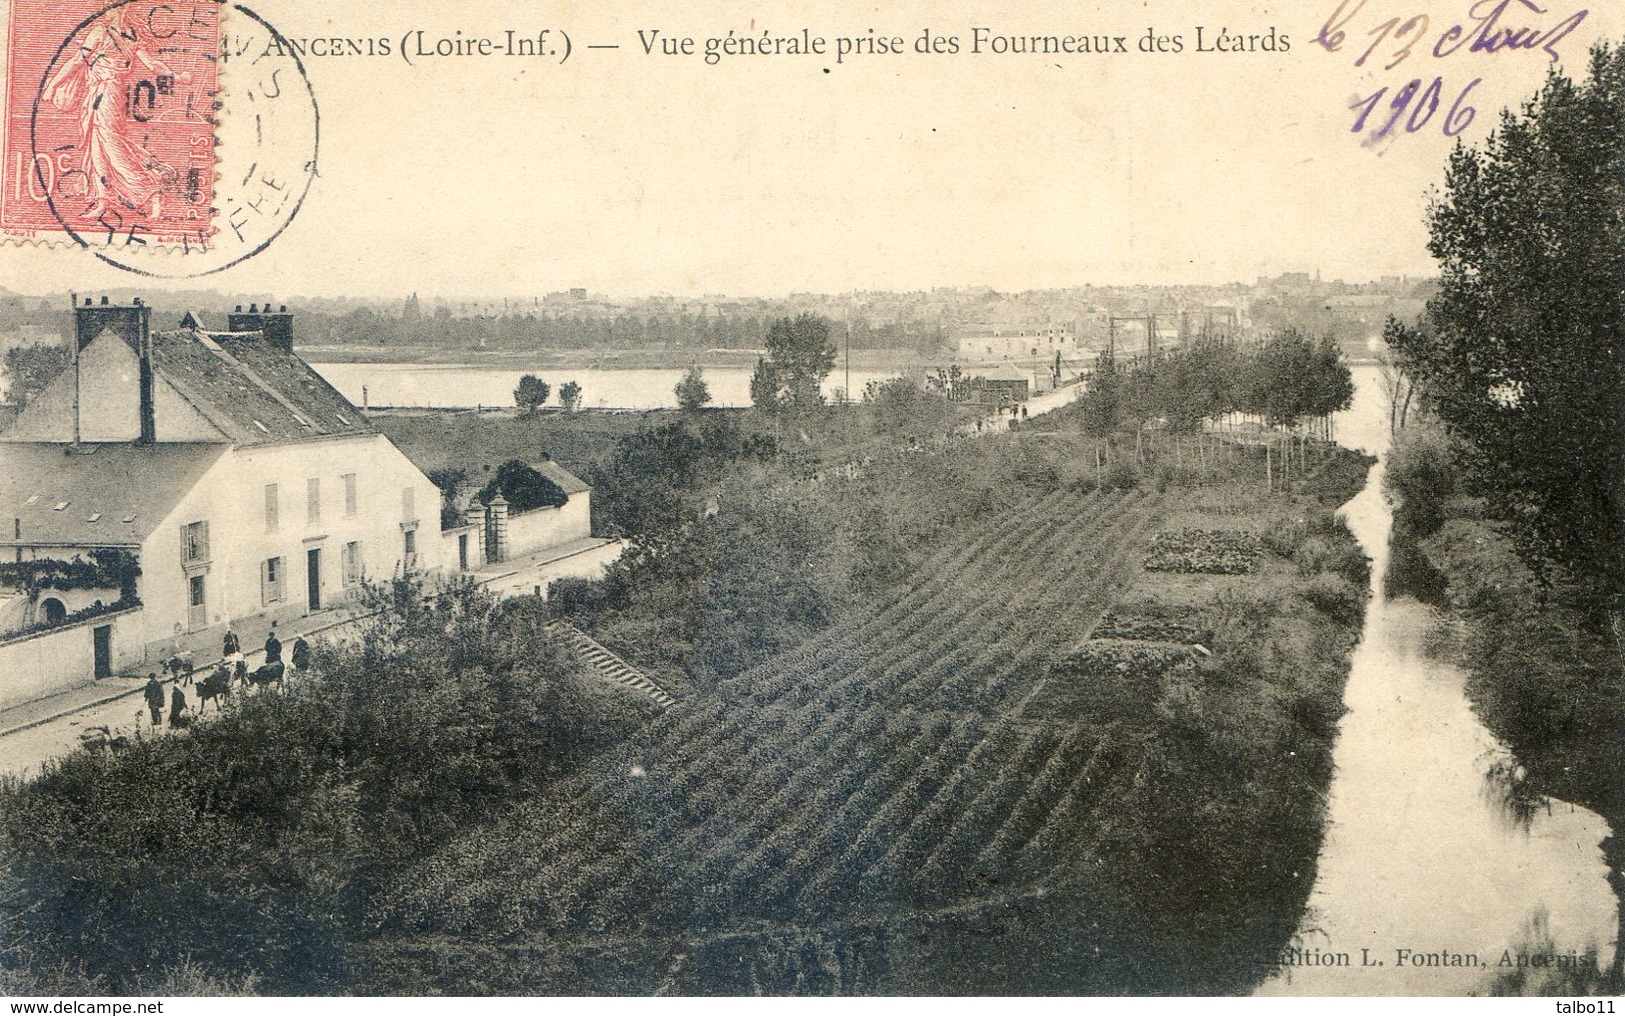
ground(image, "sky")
xmin=0 ymin=0 xmax=1618 ymax=302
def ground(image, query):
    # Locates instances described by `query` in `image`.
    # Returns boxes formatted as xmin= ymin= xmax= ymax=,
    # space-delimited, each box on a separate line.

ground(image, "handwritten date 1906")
xmin=1350 ymin=75 xmax=1481 ymax=140
xmin=1317 ymin=0 xmax=1589 ymax=69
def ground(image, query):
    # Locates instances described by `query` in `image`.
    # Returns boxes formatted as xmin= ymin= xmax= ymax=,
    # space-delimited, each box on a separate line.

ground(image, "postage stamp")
xmin=1 ymin=0 xmax=220 ymax=249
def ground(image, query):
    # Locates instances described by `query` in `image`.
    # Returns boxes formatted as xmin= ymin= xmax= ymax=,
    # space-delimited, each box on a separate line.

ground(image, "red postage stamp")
xmin=2 ymin=0 xmax=219 ymax=248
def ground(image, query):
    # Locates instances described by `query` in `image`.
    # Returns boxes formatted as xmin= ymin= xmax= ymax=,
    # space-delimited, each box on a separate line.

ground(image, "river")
xmin=1258 ymin=366 xmax=1619 ymax=995
xmin=312 ymin=362 xmax=903 ymax=410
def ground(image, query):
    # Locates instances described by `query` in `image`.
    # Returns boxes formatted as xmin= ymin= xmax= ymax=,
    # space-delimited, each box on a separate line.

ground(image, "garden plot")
xmin=1094 ymin=602 xmax=1213 ymax=645
xmin=1143 ymin=528 xmax=1264 ymax=574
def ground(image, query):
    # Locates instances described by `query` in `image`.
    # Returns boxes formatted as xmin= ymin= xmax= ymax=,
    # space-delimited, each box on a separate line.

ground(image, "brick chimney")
xmin=227 ymin=301 xmax=295 ymax=353
xmin=72 ymin=295 xmax=155 ymax=445
xmin=74 ymin=294 xmax=150 ymax=353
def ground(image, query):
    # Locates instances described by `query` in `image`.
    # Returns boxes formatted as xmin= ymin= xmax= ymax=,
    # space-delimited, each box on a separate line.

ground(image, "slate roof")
xmin=984 ymin=364 xmax=1032 ymax=382
xmin=535 ymin=459 xmax=591 ymax=495
xmin=0 ymin=443 xmax=227 ymax=546
xmin=150 ymin=328 xmax=374 ymax=447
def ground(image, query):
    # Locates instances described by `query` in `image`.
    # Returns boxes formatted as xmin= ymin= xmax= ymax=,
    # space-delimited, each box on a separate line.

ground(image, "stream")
xmin=1257 ymin=366 xmax=1619 ymax=995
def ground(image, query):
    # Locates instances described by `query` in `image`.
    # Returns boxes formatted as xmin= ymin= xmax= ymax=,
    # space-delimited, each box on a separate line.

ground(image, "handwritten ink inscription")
xmin=1315 ymin=0 xmax=1589 ymax=145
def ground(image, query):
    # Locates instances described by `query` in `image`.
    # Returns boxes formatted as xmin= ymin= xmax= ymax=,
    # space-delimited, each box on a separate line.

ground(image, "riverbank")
xmin=1382 ymin=422 xmax=1624 ymax=992
xmin=301 ymin=344 xmax=932 ymax=372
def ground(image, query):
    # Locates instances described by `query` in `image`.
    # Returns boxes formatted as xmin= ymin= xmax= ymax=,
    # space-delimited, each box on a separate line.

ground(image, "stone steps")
xmin=548 ymin=622 xmax=680 ymax=710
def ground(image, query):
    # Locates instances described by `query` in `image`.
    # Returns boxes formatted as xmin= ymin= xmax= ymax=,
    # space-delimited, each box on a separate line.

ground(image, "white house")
xmin=956 ymin=324 xmax=1082 ymax=365
xmin=0 ymin=297 xmax=448 ymax=708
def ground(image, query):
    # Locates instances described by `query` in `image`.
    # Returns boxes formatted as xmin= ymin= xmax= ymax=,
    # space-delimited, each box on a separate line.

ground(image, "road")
xmin=0 ymin=677 xmax=245 ymax=781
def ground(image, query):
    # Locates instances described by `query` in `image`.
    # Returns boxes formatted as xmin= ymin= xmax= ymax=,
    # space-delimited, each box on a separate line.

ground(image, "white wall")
xmin=0 ymin=605 xmax=143 ymax=710
xmin=442 ymin=523 xmax=484 ymax=572
xmin=0 ymin=331 xmax=221 ymax=443
xmin=141 ymin=433 xmax=446 ymax=634
xmin=503 ymin=494 xmax=591 ymax=559
xmin=957 ymin=329 xmax=1081 ymax=363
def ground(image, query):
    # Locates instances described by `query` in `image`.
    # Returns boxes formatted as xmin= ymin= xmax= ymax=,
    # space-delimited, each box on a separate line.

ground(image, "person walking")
xmin=168 ymin=684 xmax=189 ymax=728
xmin=143 ymin=673 xmax=164 ymax=727
xmin=222 ymin=626 xmax=240 ymax=659
xmin=290 ymin=635 xmax=311 ymax=672
xmin=263 ymin=623 xmax=282 ymax=666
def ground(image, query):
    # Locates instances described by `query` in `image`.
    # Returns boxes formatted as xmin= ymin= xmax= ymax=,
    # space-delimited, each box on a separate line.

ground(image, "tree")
xmin=1079 ymin=352 xmax=1122 ymax=439
xmin=862 ymin=376 xmax=929 ymax=433
xmin=749 ymin=357 xmax=785 ymax=414
xmin=558 ymin=380 xmax=583 ymax=412
xmin=675 ymin=365 xmax=711 ymax=412
xmin=762 ymin=313 xmax=836 ymax=410
xmin=476 ymin=460 xmax=568 ymax=513
xmin=1376 ymin=340 xmax=1418 ymax=435
xmin=1247 ymin=329 xmax=1319 ymax=428
xmin=513 ymin=374 xmax=549 ymax=416
xmin=1387 ymin=41 xmax=1625 ymax=604
xmin=3 ymin=345 xmax=70 ymax=404
xmin=1309 ymin=333 xmax=1356 ymax=421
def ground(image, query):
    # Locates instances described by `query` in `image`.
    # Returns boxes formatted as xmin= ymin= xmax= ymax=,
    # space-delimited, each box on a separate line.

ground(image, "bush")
xmin=1301 ymin=573 xmax=1364 ymax=627
xmin=1384 ymin=423 xmax=1455 ymax=539
xmin=0 ymin=578 xmax=642 ymax=994
xmin=1102 ymin=458 xmax=1140 ymax=490
xmin=476 ymin=459 xmax=568 ymax=513
xmin=1294 ymin=533 xmax=1370 ymax=587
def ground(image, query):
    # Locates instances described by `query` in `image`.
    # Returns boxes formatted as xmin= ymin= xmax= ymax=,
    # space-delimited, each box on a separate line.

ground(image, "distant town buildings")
xmin=956 ymin=325 xmax=1082 ymax=364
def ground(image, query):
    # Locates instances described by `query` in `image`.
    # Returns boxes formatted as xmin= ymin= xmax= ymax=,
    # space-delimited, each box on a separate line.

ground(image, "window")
xmin=181 ymin=520 xmax=209 ymax=562
xmin=343 ymin=473 xmax=358 ymax=517
xmin=262 ymin=556 xmax=285 ymax=604
xmin=401 ymin=486 xmax=416 ymax=520
xmin=264 ymin=483 xmax=279 ymax=532
xmin=342 ymin=541 xmax=362 ymax=587
xmin=306 ymin=477 xmax=320 ymax=524
xmin=188 ymin=574 xmax=205 ymax=607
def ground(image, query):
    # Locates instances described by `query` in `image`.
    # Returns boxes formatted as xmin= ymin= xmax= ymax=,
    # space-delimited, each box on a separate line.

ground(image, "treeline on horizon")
xmin=0 ymin=297 xmax=950 ymax=356
xmin=0 ymin=280 xmax=1429 ymax=366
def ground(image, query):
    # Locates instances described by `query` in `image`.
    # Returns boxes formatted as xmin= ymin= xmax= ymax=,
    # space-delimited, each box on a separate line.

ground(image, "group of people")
xmin=142 ymin=675 xmax=190 ymax=729
xmin=222 ymin=620 xmax=311 ymax=671
xmin=140 ymin=621 xmax=313 ymax=728
xmin=969 ymin=402 xmax=1028 ymax=434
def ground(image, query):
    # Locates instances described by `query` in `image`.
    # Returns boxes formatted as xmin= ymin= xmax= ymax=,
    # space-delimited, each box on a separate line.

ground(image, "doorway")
xmin=306 ymin=547 xmax=322 ymax=611
xmin=92 ymin=624 xmax=112 ymax=678
xmin=187 ymin=574 xmax=206 ymax=630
